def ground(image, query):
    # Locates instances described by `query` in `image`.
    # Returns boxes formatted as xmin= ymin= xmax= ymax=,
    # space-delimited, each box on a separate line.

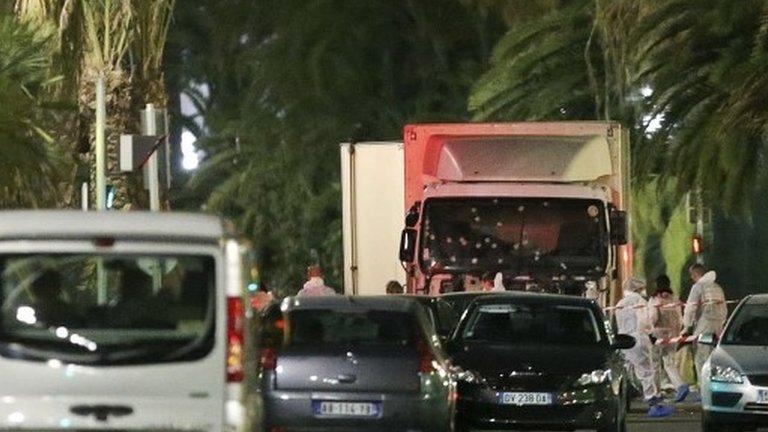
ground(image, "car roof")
xmin=745 ymin=294 xmax=768 ymax=305
xmin=0 ymin=211 xmax=230 ymax=243
xmin=282 ymin=295 xmax=420 ymax=313
xmin=440 ymin=291 xmax=491 ymax=298
xmin=472 ymin=291 xmax=599 ymax=308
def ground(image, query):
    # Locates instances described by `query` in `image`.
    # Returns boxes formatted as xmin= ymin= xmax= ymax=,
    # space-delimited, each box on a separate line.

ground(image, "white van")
xmin=0 ymin=211 xmax=248 ymax=431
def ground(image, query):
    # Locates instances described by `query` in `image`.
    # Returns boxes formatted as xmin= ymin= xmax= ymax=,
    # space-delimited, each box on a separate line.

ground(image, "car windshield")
xmin=722 ymin=304 xmax=768 ymax=346
xmin=288 ymin=309 xmax=417 ymax=348
xmin=462 ymin=302 xmax=602 ymax=345
xmin=419 ymin=198 xmax=608 ymax=275
xmin=0 ymin=254 xmax=215 ymax=365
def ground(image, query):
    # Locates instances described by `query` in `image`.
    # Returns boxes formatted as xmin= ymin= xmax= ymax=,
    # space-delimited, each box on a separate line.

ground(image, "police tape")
xmin=653 ymin=335 xmax=698 ymax=346
xmin=602 ymin=299 xmax=740 ymax=312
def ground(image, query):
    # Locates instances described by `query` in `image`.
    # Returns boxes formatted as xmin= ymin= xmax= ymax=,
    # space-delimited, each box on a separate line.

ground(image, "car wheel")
xmin=597 ymin=390 xmax=627 ymax=432
xmin=702 ymin=412 xmax=742 ymax=432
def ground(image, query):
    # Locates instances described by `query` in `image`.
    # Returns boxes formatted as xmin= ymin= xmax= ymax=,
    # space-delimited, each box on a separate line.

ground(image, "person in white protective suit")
xmin=615 ymin=277 xmax=674 ymax=417
xmin=647 ymin=274 xmax=689 ymax=403
xmin=681 ymin=264 xmax=727 ymax=381
xmin=297 ymin=265 xmax=337 ymax=297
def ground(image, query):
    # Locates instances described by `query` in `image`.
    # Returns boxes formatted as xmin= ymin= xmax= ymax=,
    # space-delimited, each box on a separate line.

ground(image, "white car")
xmin=0 ymin=211 xmax=248 ymax=431
xmin=700 ymin=294 xmax=768 ymax=432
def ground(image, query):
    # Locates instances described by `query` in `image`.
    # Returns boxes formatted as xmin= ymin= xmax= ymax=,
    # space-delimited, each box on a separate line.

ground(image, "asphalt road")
xmin=628 ymin=411 xmax=701 ymax=432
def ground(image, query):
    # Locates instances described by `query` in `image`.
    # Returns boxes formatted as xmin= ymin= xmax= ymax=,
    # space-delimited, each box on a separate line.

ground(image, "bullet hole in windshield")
xmin=429 ymin=234 xmax=436 ymax=240
xmin=471 ymin=258 xmax=478 ymax=264
xmin=473 ymin=216 xmax=481 ymax=222
xmin=446 ymin=237 xmax=453 ymax=244
xmin=475 ymin=242 xmax=482 ymax=249
xmin=450 ymin=256 xmax=457 ymax=263
xmin=459 ymin=237 xmax=468 ymax=246
xmin=518 ymin=206 xmax=525 ymax=212
xmin=497 ymin=258 xmax=504 ymax=264
xmin=513 ymin=244 xmax=520 ymax=250
xmin=471 ymin=207 xmax=477 ymax=213
xmin=496 ymin=221 xmax=503 ymax=227
xmin=491 ymin=243 xmax=498 ymax=249
xmin=493 ymin=199 xmax=499 ymax=204
xmin=543 ymin=201 xmax=550 ymax=207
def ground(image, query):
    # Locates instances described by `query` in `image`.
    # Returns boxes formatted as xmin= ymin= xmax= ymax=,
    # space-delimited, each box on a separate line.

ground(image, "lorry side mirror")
xmin=610 ymin=210 xmax=628 ymax=245
xmin=405 ymin=202 xmax=420 ymax=227
xmin=399 ymin=228 xmax=417 ymax=262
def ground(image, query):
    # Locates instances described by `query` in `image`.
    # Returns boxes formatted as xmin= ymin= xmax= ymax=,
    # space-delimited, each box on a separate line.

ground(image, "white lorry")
xmin=341 ymin=122 xmax=631 ymax=306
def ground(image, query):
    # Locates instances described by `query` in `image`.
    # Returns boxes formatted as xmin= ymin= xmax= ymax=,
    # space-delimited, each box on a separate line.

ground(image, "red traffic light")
xmin=692 ymin=235 xmax=704 ymax=254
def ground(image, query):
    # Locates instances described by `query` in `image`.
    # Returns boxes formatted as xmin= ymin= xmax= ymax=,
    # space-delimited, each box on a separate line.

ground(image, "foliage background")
xmin=4 ymin=0 xmax=768 ymax=298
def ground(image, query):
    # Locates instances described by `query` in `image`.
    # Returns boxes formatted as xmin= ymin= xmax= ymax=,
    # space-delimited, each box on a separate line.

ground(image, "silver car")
xmin=701 ymin=294 xmax=768 ymax=431
xmin=253 ymin=296 xmax=455 ymax=432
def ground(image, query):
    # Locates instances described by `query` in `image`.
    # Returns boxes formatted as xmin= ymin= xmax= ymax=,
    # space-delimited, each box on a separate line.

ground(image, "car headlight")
xmin=710 ymin=365 xmax=743 ymax=383
xmin=575 ymin=369 xmax=612 ymax=387
xmin=456 ymin=369 xmax=480 ymax=383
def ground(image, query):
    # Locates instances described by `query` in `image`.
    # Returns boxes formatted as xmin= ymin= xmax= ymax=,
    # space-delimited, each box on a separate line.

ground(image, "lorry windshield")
xmin=420 ymin=198 xmax=607 ymax=275
xmin=0 ymin=254 xmax=215 ymax=365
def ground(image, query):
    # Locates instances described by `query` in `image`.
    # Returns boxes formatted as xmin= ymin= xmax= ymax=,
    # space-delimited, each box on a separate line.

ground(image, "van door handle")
xmin=70 ymin=405 xmax=133 ymax=422
xmin=337 ymin=374 xmax=356 ymax=384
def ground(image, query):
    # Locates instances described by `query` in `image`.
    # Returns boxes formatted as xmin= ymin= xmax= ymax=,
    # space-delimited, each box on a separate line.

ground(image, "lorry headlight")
xmin=575 ymin=369 xmax=612 ymax=387
xmin=710 ymin=365 xmax=743 ymax=384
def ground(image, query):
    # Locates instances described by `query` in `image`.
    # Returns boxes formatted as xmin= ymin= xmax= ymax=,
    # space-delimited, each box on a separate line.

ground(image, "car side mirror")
xmin=612 ymin=334 xmax=635 ymax=350
xmin=698 ymin=333 xmax=718 ymax=346
xmin=610 ymin=209 xmax=628 ymax=245
xmin=399 ymin=228 xmax=417 ymax=262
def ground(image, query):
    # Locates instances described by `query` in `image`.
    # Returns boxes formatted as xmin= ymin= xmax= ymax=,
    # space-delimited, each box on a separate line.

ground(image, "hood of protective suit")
xmin=697 ymin=271 xmax=717 ymax=285
xmin=298 ymin=277 xmax=336 ymax=296
xmin=492 ymin=272 xmax=506 ymax=292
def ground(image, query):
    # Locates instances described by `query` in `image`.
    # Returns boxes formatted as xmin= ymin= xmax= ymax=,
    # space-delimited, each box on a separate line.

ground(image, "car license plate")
xmin=499 ymin=392 xmax=553 ymax=406
xmin=313 ymin=401 xmax=380 ymax=418
xmin=759 ymin=390 xmax=768 ymax=404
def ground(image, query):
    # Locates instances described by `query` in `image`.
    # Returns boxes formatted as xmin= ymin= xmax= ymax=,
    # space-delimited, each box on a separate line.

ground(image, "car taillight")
xmin=227 ymin=296 xmax=244 ymax=383
xmin=260 ymin=347 xmax=277 ymax=371
xmin=416 ymin=338 xmax=435 ymax=374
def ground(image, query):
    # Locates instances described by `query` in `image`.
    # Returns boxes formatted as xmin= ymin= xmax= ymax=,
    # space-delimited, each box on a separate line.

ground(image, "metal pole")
xmin=81 ymin=182 xmax=89 ymax=211
xmin=696 ymin=187 xmax=705 ymax=264
xmin=95 ymin=77 xmax=107 ymax=303
xmin=95 ymin=76 xmax=106 ymax=211
xmin=144 ymin=103 xmax=161 ymax=211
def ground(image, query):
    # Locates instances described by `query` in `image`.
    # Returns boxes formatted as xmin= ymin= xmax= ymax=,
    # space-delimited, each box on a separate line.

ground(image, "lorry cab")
xmin=0 ymin=211 xmax=248 ymax=432
xmin=398 ymin=122 xmax=631 ymax=306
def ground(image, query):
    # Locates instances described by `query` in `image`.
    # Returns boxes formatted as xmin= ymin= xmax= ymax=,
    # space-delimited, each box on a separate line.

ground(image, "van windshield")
xmin=0 ymin=254 xmax=215 ymax=365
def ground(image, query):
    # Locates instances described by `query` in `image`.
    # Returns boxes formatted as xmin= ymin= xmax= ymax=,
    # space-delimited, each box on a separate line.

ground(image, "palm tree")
xmin=14 ymin=0 xmax=176 ymax=209
xmin=0 ymin=12 xmax=69 ymax=208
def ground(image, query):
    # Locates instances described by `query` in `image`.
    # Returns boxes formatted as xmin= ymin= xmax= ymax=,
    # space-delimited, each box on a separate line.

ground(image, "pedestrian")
xmin=480 ymin=272 xmax=505 ymax=292
xmin=648 ymin=274 xmax=689 ymax=403
xmin=681 ymin=264 xmax=727 ymax=382
xmin=251 ymin=281 xmax=274 ymax=311
xmin=297 ymin=265 xmax=337 ymax=297
xmin=386 ymin=280 xmax=404 ymax=294
xmin=615 ymin=277 xmax=674 ymax=417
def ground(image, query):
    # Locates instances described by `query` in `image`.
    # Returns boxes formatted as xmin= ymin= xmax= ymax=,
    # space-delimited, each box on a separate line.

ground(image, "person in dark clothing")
xmin=28 ymin=270 xmax=72 ymax=327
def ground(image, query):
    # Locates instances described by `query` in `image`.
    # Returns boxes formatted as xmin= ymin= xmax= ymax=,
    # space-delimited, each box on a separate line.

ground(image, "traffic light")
xmin=692 ymin=235 xmax=704 ymax=254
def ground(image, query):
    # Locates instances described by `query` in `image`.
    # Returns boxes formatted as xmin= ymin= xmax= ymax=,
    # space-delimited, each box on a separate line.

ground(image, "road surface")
xmin=629 ymin=411 xmax=700 ymax=431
